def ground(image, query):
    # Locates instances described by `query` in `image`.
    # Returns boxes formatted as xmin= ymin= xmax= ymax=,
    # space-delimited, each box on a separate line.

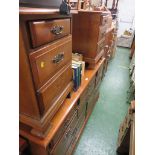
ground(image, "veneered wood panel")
xmin=19 ymin=26 xmax=40 ymax=119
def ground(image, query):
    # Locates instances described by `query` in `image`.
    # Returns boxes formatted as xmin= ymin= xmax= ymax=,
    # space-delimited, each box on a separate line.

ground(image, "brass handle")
xmin=52 ymin=53 xmax=64 ymax=64
xmin=51 ymin=25 xmax=64 ymax=35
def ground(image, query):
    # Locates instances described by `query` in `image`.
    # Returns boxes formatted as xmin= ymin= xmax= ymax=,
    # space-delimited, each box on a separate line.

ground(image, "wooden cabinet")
xmin=19 ymin=8 xmax=73 ymax=138
xmin=72 ymin=10 xmax=112 ymax=68
xmin=20 ymin=7 xmax=109 ymax=155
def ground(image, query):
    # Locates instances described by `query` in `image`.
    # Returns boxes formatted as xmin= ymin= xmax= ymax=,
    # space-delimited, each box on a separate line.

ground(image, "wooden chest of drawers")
xmin=19 ymin=8 xmax=73 ymax=138
xmin=72 ymin=10 xmax=112 ymax=69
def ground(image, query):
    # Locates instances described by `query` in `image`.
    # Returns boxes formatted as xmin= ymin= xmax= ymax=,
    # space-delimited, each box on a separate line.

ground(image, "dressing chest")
xmin=72 ymin=10 xmax=112 ymax=69
xmin=20 ymin=7 xmax=73 ymax=138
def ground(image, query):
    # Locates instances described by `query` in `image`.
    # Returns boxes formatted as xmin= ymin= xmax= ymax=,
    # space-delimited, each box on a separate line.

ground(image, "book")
xmin=72 ymin=63 xmax=80 ymax=86
xmin=72 ymin=54 xmax=85 ymax=92
xmin=72 ymin=61 xmax=82 ymax=85
xmin=72 ymin=65 xmax=79 ymax=91
xmin=72 ymin=60 xmax=85 ymax=80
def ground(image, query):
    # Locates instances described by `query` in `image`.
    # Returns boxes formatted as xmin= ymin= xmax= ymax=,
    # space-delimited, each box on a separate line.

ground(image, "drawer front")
xmin=52 ymin=106 xmax=77 ymax=147
xmin=51 ymin=110 xmax=78 ymax=155
xmin=66 ymin=111 xmax=85 ymax=155
xmin=29 ymin=19 xmax=71 ymax=48
xmin=37 ymin=64 xmax=72 ymax=115
xmin=30 ymin=36 xmax=72 ymax=89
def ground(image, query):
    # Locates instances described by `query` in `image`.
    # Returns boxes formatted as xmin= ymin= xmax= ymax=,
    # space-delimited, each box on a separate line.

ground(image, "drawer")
xmin=29 ymin=18 xmax=71 ymax=48
xmin=66 ymin=111 xmax=85 ymax=155
xmin=29 ymin=36 xmax=72 ymax=89
xmin=37 ymin=64 xmax=72 ymax=115
xmin=51 ymin=106 xmax=78 ymax=147
xmin=50 ymin=109 xmax=78 ymax=155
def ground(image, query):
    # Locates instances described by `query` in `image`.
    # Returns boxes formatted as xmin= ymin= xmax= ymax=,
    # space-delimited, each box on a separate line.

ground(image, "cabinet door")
xmin=50 ymin=110 xmax=78 ymax=155
xmin=86 ymin=90 xmax=99 ymax=117
xmin=66 ymin=111 xmax=85 ymax=155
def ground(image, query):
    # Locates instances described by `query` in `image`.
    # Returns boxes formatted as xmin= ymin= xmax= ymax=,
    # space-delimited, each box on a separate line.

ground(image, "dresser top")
xmin=19 ymin=7 xmax=59 ymax=15
xmin=19 ymin=7 xmax=78 ymax=15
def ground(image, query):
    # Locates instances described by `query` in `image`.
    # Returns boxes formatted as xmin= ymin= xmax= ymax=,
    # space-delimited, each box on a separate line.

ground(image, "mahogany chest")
xmin=19 ymin=7 xmax=73 ymax=138
xmin=72 ymin=10 xmax=112 ymax=69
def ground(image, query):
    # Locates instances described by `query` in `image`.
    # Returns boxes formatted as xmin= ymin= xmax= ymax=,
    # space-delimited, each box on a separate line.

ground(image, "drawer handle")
xmin=51 ymin=25 xmax=64 ymax=35
xmin=52 ymin=53 xmax=64 ymax=64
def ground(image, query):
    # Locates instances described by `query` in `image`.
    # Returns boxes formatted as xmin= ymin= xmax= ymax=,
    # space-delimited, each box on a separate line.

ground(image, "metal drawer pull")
xmin=51 ymin=25 xmax=64 ymax=35
xmin=52 ymin=53 xmax=64 ymax=64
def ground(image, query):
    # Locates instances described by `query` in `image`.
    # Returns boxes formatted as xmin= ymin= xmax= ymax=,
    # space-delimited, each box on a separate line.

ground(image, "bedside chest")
xmin=19 ymin=7 xmax=73 ymax=138
xmin=72 ymin=10 xmax=112 ymax=69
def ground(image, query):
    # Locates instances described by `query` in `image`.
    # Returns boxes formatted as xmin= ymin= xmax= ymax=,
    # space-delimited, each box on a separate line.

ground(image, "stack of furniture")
xmin=20 ymin=7 xmax=73 ymax=138
xmin=20 ymin=7 xmax=112 ymax=155
xmin=72 ymin=9 xmax=117 ymax=69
